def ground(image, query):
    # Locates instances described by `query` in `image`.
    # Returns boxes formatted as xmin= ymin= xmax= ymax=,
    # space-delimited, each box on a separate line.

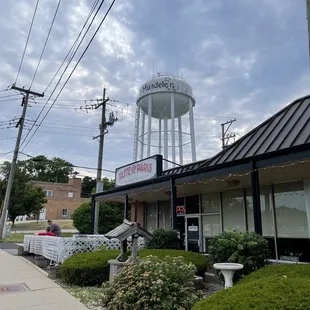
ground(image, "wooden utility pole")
xmin=0 ymin=85 xmax=44 ymax=239
xmin=221 ymin=119 xmax=236 ymax=150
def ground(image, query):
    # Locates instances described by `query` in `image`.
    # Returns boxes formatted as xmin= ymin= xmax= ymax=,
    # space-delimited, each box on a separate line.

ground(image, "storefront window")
xmin=274 ymin=181 xmax=308 ymax=239
xmin=201 ymin=193 xmax=220 ymax=213
xmin=185 ymin=195 xmax=199 ymax=214
xmin=202 ymin=215 xmax=221 ymax=237
xmin=145 ymin=203 xmax=157 ymax=233
xmin=158 ymin=200 xmax=171 ymax=229
xmin=246 ymin=186 xmax=274 ymax=237
xmin=222 ymin=189 xmax=246 ymax=232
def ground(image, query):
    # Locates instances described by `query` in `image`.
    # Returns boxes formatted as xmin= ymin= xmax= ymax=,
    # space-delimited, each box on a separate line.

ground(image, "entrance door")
xmin=186 ymin=216 xmax=200 ymax=252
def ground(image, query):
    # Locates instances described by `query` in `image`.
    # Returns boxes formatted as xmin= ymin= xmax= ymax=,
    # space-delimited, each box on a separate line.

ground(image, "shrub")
xmin=192 ymin=275 xmax=310 ymax=310
xmin=102 ymin=255 xmax=201 ymax=310
xmin=71 ymin=201 xmax=123 ymax=234
xmin=208 ymin=230 xmax=269 ymax=279
xmin=146 ymin=229 xmax=179 ymax=249
xmin=238 ymin=263 xmax=310 ymax=285
xmin=139 ymin=249 xmax=208 ymax=276
xmin=61 ymin=250 xmax=119 ymax=286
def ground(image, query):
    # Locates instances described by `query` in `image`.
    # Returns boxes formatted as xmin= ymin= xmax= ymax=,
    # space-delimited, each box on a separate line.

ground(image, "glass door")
xmin=185 ymin=216 xmax=200 ymax=252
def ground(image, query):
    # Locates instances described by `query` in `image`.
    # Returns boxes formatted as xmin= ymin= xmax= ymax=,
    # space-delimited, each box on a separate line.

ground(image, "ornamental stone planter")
xmin=35 ymin=256 xmax=49 ymax=268
xmin=193 ymin=275 xmax=204 ymax=290
xmin=47 ymin=265 xmax=61 ymax=279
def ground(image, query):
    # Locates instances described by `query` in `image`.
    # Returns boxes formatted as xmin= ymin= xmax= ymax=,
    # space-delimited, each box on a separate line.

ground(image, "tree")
xmin=18 ymin=155 xmax=76 ymax=183
xmin=72 ymin=201 xmax=124 ymax=234
xmin=0 ymin=162 xmax=46 ymax=226
xmin=81 ymin=177 xmax=96 ymax=196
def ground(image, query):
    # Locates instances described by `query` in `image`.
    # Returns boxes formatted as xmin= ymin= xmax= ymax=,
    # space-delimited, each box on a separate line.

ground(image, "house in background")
xmin=16 ymin=177 xmax=89 ymax=221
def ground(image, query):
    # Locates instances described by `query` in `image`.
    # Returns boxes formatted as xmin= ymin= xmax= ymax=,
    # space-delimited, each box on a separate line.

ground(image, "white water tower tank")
xmin=133 ymin=74 xmax=196 ymax=169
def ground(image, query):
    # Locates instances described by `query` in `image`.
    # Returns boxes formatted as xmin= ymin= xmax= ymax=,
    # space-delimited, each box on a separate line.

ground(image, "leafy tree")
xmin=81 ymin=177 xmax=96 ymax=196
xmin=72 ymin=201 xmax=124 ymax=234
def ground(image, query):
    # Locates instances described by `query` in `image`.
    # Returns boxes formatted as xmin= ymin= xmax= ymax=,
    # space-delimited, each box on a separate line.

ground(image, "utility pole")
xmin=92 ymin=88 xmax=118 ymax=234
xmin=221 ymin=119 xmax=236 ymax=150
xmin=0 ymin=85 xmax=44 ymax=239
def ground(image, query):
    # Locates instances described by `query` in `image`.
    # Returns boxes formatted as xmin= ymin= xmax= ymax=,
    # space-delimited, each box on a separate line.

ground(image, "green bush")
xmin=71 ymin=201 xmax=123 ymax=234
xmin=238 ymin=263 xmax=310 ymax=284
xmin=208 ymin=230 xmax=269 ymax=279
xmin=146 ymin=229 xmax=179 ymax=249
xmin=139 ymin=249 xmax=208 ymax=276
xmin=61 ymin=250 xmax=119 ymax=286
xmin=102 ymin=255 xmax=201 ymax=310
xmin=192 ymin=275 xmax=310 ymax=310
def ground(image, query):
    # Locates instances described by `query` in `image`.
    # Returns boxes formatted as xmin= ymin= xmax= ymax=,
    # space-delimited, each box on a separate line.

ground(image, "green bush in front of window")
xmin=192 ymin=264 xmax=310 ymax=310
xmin=139 ymin=249 xmax=208 ymax=276
xmin=102 ymin=255 xmax=202 ymax=310
xmin=208 ymin=229 xmax=269 ymax=280
xmin=146 ymin=228 xmax=179 ymax=249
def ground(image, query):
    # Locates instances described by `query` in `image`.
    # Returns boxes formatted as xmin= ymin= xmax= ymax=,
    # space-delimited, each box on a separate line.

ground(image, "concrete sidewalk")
xmin=0 ymin=250 xmax=88 ymax=310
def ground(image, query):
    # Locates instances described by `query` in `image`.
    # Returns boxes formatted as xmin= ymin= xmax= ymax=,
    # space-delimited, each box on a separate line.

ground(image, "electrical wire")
xmin=21 ymin=0 xmax=116 ymax=152
xmin=15 ymin=0 xmax=40 ymax=84
xmin=43 ymin=0 xmax=100 ymax=94
xmin=29 ymin=0 xmax=62 ymax=89
xmin=20 ymin=0 xmax=104 ymax=148
xmin=0 ymin=94 xmax=22 ymax=99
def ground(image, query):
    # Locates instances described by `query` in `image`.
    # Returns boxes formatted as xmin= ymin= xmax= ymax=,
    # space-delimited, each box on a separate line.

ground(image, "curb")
xmin=18 ymin=256 xmax=49 ymax=277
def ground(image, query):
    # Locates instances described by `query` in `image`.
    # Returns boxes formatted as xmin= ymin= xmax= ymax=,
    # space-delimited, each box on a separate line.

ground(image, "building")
xmin=16 ymin=177 xmax=89 ymax=221
xmin=92 ymin=94 xmax=310 ymax=262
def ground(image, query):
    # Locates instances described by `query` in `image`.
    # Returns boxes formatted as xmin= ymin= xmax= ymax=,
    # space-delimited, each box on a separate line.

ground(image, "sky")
xmin=0 ymin=0 xmax=309 ymax=180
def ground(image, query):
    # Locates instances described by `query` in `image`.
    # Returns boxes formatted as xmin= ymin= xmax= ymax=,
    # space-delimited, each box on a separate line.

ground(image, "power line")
xmin=15 ymin=0 xmax=40 ymax=84
xmin=21 ymin=0 xmax=116 ymax=152
xmin=43 ymin=0 xmax=100 ymax=94
xmin=0 ymin=94 xmax=22 ymax=99
xmin=21 ymin=0 xmax=104 ymax=148
xmin=29 ymin=0 xmax=62 ymax=89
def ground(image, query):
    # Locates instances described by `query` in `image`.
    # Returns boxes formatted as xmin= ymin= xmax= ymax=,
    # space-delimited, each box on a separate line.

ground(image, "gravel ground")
xmin=56 ymin=280 xmax=224 ymax=310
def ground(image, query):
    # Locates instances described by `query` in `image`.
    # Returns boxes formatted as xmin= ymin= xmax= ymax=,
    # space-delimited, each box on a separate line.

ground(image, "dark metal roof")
xmin=164 ymin=95 xmax=310 ymax=175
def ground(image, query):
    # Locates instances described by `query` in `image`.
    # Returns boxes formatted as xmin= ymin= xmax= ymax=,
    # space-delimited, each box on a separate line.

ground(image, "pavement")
xmin=10 ymin=229 xmax=78 ymax=234
xmin=0 ymin=249 xmax=88 ymax=310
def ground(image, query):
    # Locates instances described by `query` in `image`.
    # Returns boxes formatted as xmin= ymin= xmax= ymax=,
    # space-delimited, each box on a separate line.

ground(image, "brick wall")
xmin=31 ymin=178 xmax=88 ymax=220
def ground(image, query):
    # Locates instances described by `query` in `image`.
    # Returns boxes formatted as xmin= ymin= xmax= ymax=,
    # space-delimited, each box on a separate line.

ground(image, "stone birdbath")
xmin=213 ymin=263 xmax=244 ymax=289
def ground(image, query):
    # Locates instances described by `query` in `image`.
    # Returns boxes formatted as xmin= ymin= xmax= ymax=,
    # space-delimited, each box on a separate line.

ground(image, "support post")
xmin=0 ymin=85 xmax=44 ymax=239
xmin=164 ymin=117 xmax=168 ymax=170
xmin=124 ymin=194 xmax=129 ymax=220
xmin=178 ymin=116 xmax=183 ymax=165
xmin=147 ymin=95 xmax=152 ymax=157
xmin=133 ymin=105 xmax=140 ymax=162
xmin=158 ymin=118 xmax=162 ymax=155
xmin=251 ymin=161 xmax=262 ymax=234
xmin=171 ymin=93 xmax=176 ymax=166
xmin=170 ymin=178 xmax=177 ymax=230
xmin=90 ymin=196 xmax=96 ymax=234
xmin=189 ymin=98 xmax=196 ymax=162
xmin=140 ymin=112 xmax=145 ymax=160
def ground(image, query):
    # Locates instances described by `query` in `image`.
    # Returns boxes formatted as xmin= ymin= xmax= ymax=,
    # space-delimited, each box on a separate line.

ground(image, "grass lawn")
xmin=12 ymin=219 xmax=75 ymax=231
xmin=0 ymin=232 xmax=75 ymax=243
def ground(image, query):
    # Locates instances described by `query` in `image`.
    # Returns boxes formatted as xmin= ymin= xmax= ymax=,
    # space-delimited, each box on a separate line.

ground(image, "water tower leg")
xmin=171 ymin=93 xmax=176 ymax=166
xmin=189 ymin=99 xmax=196 ymax=162
xmin=164 ymin=117 xmax=168 ymax=170
xmin=140 ymin=112 xmax=145 ymax=160
xmin=158 ymin=118 xmax=162 ymax=155
xmin=147 ymin=95 xmax=152 ymax=157
xmin=133 ymin=105 xmax=140 ymax=162
xmin=178 ymin=116 xmax=183 ymax=165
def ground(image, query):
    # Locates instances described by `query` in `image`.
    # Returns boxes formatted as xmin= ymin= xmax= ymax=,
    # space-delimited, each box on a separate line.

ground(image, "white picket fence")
xmin=23 ymin=235 xmax=145 ymax=264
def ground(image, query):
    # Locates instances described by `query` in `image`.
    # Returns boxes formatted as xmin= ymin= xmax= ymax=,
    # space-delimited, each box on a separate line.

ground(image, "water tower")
xmin=133 ymin=74 xmax=196 ymax=170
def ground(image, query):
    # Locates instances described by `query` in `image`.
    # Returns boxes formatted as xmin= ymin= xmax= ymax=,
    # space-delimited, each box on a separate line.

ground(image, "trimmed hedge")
xmin=139 ymin=249 xmax=208 ymax=276
xmin=192 ymin=264 xmax=310 ymax=310
xmin=238 ymin=263 xmax=310 ymax=284
xmin=61 ymin=250 xmax=119 ymax=286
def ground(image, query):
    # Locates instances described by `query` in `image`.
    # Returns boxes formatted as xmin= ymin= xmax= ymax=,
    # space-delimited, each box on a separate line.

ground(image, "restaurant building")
xmin=91 ymin=95 xmax=310 ymax=262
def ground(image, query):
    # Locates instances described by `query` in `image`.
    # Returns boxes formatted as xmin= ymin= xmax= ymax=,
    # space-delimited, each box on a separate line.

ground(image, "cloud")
xmin=0 ymin=0 xmax=309 ymax=180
